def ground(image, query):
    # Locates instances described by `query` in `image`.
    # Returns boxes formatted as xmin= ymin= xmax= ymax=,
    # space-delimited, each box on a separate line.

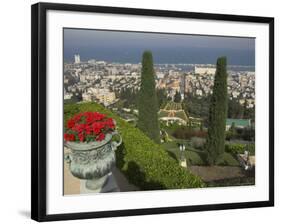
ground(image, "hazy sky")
xmin=64 ymin=28 xmax=255 ymax=50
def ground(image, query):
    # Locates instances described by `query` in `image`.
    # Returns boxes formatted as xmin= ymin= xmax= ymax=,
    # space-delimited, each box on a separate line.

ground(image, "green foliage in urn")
xmin=205 ymin=57 xmax=228 ymax=165
xmin=137 ymin=51 xmax=160 ymax=144
xmin=64 ymin=102 xmax=205 ymax=190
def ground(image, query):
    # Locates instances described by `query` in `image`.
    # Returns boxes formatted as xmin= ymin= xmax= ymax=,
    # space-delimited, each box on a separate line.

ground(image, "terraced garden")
xmin=64 ymin=102 xmax=205 ymax=190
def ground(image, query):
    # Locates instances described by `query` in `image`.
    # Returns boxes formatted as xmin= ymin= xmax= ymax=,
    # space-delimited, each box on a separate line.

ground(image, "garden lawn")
xmin=161 ymin=142 xmax=240 ymax=166
xmin=162 ymin=142 xmax=205 ymax=165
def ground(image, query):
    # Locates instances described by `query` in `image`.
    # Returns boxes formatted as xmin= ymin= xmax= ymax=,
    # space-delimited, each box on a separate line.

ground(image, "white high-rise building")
xmin=74 ymin=54 xmax=80 ymax=64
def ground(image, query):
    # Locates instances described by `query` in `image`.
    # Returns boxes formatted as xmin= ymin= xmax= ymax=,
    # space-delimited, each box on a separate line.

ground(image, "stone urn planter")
xmin=65 ymin=131 xmax=122 ymax=191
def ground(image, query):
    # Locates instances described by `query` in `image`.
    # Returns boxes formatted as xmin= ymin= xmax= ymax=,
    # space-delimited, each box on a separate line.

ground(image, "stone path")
xmin=64 ymin=160 xmax=80 ymax=195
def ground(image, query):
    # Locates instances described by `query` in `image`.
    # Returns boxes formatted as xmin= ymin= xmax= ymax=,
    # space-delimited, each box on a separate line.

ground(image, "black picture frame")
xmin=31 ymin=2 xmax=274 ymax=222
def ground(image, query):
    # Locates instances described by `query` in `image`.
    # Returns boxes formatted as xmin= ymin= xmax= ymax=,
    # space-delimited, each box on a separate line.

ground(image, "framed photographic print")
xmin=31 ymin=2 xmax=274 ymax=222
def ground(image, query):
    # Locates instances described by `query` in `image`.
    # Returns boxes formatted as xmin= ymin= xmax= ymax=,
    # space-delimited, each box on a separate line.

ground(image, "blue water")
xmin=64 ymin=46 xmax=255 ymax=66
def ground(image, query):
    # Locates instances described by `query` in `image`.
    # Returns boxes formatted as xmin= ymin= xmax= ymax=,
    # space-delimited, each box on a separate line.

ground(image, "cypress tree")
xmin=174 ymin=91 xmax=182 ymax=103
xmin=205 ymin=57 xmax=228 ymax=165
xmin=138 ymin=51 xmax=160 ymax=143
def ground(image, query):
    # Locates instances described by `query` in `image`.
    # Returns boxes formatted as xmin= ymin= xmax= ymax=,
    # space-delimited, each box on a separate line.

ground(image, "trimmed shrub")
xmin=217 ymin=153 xmax=240 ymax=166
xmin=64 ymin=102 xmax=205 ymax=190
xmin=191 ymin=137 xmax=206 ymax=149
xmin=185 ymin=150 xmax=205 ymax=166
xmin=225 ymin=143 xmax=255 ymax=155
xmin=172 ymin=127 xmax=207 ymax=139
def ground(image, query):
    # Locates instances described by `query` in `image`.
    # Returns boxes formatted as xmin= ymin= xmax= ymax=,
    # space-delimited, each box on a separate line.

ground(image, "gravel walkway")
xmin=112 ymin=167 xmax=140 ymax=192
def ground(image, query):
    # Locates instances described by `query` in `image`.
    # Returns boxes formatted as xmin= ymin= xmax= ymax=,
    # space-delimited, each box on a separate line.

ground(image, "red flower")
xmin=85 ymin=124 xmax=92 ymax=135
xmin=73 ymin=113 xmax=82 ymax=122
xmin=93 ymin=112 xmax=105 ymax=121
xmin=69 ymin=134 xmax=75 ymax=141
xmin=64 ymin=133 xmax=75 ymax=141
xmin=78 ymin=133 xmax=84 ymax=142
xmin=92 ymin=122 xmax=104 ymax=135
xmin=64 ymin=111 xmax=115 ymax=142
xmin=67 ymin=119 xmax=75 ymax=129
xmin=84 ymin=112 xmax=94 ymax=124
xmin=73 ymin=123 xmax=86 ymax=133
xmin=64 ymin=133 xmax=68 ymax=141
xmin=105 ymin=118 xmax=115 ymax=129
xmin=96 ymin=133 xmax=105 ymax=141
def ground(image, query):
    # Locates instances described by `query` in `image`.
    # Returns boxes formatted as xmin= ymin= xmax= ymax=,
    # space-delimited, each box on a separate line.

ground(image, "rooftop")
xmin=226 ymin=119 xmax=251 ymax=127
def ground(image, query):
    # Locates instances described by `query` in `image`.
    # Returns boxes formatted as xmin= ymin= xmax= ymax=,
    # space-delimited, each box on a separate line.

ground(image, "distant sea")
xmin=64 ymin=46 xmax=255 ymax=66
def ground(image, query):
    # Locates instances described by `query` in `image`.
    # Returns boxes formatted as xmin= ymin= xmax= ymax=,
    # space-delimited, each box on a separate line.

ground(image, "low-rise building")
xmin=226 ymin=118 xmax=251 ymax=130
xmin=194 ymin=66 xmax=216 ymax=75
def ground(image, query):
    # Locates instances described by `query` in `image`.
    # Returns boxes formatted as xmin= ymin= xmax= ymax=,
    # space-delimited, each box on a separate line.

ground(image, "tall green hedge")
xmin=64 ymin=102 xmax=205 ymax=190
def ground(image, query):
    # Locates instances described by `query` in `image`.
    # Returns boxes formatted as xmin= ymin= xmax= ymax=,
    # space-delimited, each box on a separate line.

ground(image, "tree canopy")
xmin=137 ymin=51 xmax=160 ymax=144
